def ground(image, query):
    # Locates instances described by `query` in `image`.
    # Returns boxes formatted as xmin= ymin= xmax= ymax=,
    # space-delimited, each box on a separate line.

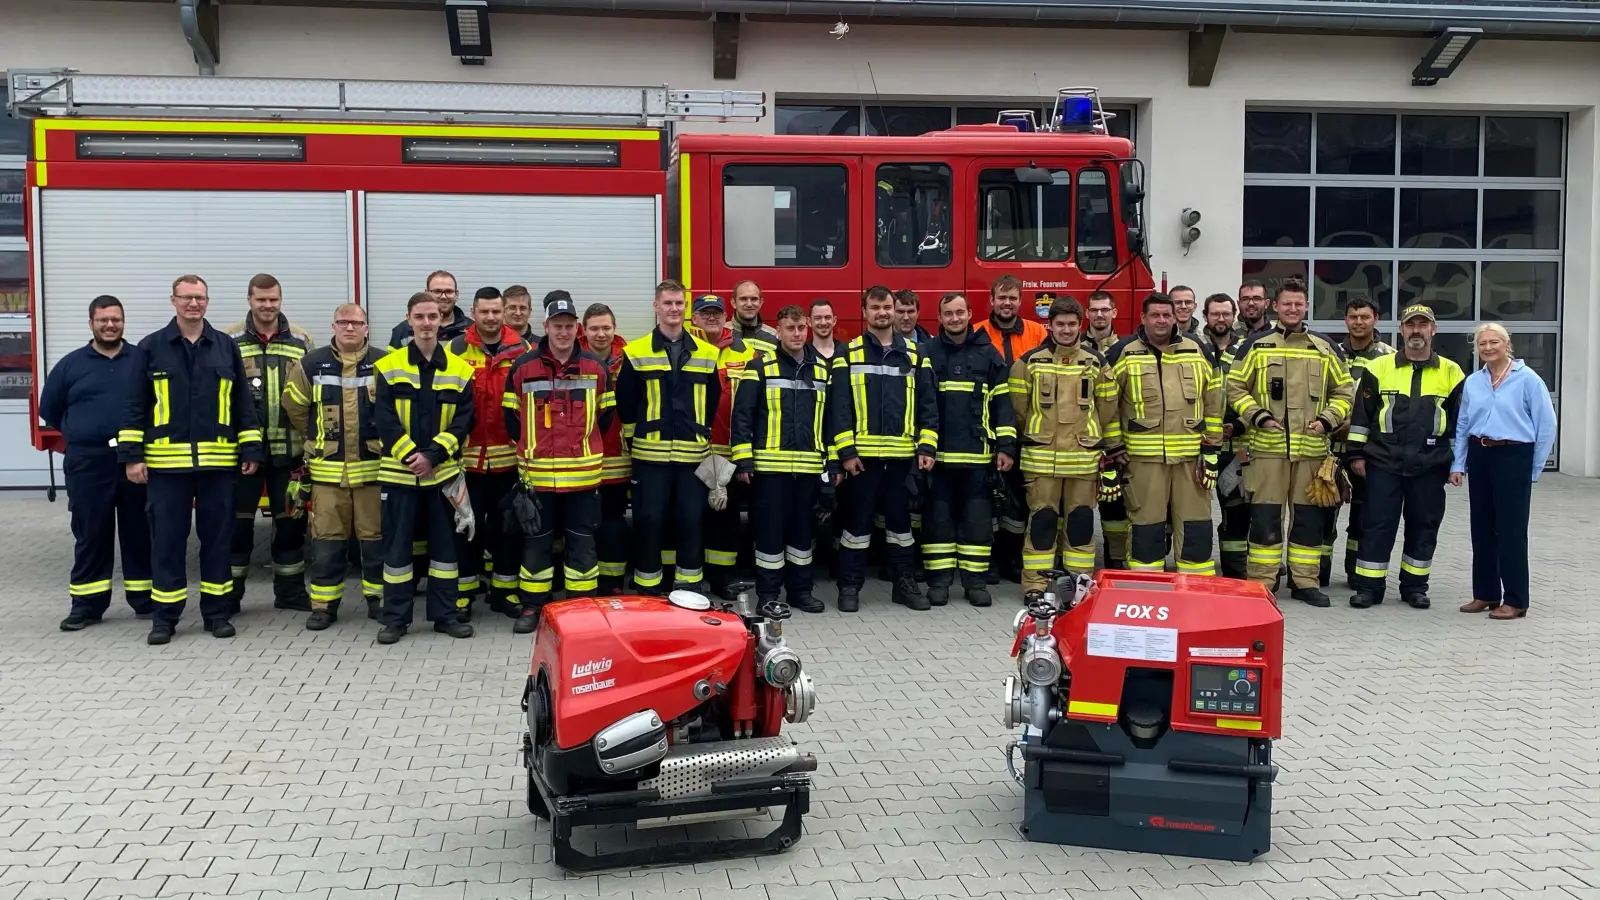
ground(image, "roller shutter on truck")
xmin=362 ymin=193 xmax=661 ymax=342
xmin=36 ymin=189 xmax=353 ymax=373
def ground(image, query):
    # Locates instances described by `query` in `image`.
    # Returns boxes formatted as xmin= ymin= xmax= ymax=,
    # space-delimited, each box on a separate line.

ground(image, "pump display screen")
xmin=1189 ymin=664 xmax=1261 ymax=716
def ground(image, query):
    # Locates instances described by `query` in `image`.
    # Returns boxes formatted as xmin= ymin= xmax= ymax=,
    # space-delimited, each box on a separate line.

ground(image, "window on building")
xmin=722 ymin=164 xmax=849 ymax=268
xmin=778 ymin=99 xmax=1137 ymax=145
xmin=977 ymin=167 xmax=1070 ymax=262
xmin=1075 ymin=168 xmax=1117 ymax=274
xmin=1243 ymin=109 xmax=1565 ymax=461
xmin=875 ymin=163 xmax=951 ymax=268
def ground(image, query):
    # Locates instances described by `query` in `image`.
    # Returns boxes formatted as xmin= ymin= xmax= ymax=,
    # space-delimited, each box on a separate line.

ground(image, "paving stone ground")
xmin=1 ymin=476 xmax=1597 ymax=900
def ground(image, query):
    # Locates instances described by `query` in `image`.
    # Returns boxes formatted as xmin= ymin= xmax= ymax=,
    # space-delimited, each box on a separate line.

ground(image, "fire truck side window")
xmin=1075 ymin=168 xmax=1118 ymax=274
xmin=874 ymin=163 xmax=951 ymax=268
xmin=722 ymin=164 xmax=848 ymax=268
xmin=977 ymin=168 xmax=1070 ymax=262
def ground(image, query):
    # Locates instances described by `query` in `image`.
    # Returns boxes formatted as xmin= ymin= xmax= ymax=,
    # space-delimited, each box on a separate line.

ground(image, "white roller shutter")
xmin=38 ymin=190 xmax=353 ymax=373
xmin=363 ymin=193 xmax=660 ymax=342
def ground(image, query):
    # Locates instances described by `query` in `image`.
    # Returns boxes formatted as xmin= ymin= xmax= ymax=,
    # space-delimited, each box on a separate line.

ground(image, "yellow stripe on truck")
xmin=679 ymin=151 xmax=693 ymax=290
xmin=37 ymin=119 xmax=659 ymax=142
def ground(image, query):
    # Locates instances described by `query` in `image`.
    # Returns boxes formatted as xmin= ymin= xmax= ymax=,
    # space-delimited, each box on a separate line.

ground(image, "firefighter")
xmin=730 ymin=304 xmax=829 ymax=613
xmin=1198 ymin=292 xmax=1249 ymax=579
xmin=974 ymin=274 xmax=1047 ymax=581
xmin=686 ymin=294 xmax=756 ymax=597
xmin=1104 ymin=292 xmax=1223 ymax=576
xmin=807 ymin=298 xmax=843 ymax=575
xmin=893 ymin=289 xmax=934 ymax=345
xmin=827 ymin=285 xmax=939 ymax=613
xmin=504 ymin=285 xmax=536 ymax=344
xmin=389 ymin=270 xmax=473 ymax=349
xmin=1010 ymin=296 xmax=1115 ymax=589
xmin=1081 ymin=289 xmax=1127 ymax=571
xmin=1227 ymin=277 xmax=1354 ymax=607
xmin=1168 ymin=285 xmax=1201 ymax=337
xmin=809 ymin=298 xmax=840 ymax=361
xmin=615 ymin=279 xmax=721 ymax=594
xmin=281 ymin=303 xmax=384 ymax=629
xmin=1346 ymin=305 xmax=1464 ymax=610
xmin=1332 ymin=297 xmax=1396 ymax=586
xmin=374 ymin=292 xmax=477 ymax=644
xmin=502 ymin=297 xmax=613 ymax=631
xmin=447 ymin=287 xmax=529 ymax=620
xmin=1236 ymin=280 xmax=1273 ymax=338
xmin=581 ymin=302 xmax=631 ymax=594
xmin=731 ymin=280 xmax=779 ymax=357
xmin=42 ymin=295 xmax=153 ymax=630
xmin=923 ymin=292 xmax=1016 ymax=607
xmin=224 ymin=274 xmax=314 ymax=614
xmin=121 ymin=275 xmax=263 ymax=644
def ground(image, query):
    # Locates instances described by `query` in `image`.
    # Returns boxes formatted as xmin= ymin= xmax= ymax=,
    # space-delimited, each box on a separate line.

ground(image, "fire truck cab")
xmin=675 ymin=89 xmax=1152 ymax=334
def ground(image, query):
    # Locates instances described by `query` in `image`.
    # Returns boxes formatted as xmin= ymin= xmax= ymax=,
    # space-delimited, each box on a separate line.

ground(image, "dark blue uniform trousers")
xmin=147 ymin=468 xmax=239 ymax=626
xmin=66 ymin=447 xmax=153 ymax=618
xmin=380 ymin=484 xmax=464 ymax=628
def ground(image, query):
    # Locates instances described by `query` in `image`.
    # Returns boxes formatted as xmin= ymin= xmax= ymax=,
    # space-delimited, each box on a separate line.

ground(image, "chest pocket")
xmin=1265 ymin=357 xmax=1290 ymax=412
xmin=1135 ymin=359 xmax=1164 ymax=425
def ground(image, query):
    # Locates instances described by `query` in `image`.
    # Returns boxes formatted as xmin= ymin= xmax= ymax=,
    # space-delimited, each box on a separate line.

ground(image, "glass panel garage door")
xmin=1242 ymin=109 xmax=1564 ymax=464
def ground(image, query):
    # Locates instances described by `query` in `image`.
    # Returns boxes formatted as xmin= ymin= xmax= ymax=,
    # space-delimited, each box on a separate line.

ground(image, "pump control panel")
xmin=1189 ymin=664 xmax=1261 ymax=716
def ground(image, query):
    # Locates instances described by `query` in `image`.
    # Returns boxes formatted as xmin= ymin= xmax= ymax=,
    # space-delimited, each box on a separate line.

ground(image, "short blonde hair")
xmin=1473 ymin=321 xmax=1512 ymax=352
xmin=333 ymin=302 xmax=365 ymax=322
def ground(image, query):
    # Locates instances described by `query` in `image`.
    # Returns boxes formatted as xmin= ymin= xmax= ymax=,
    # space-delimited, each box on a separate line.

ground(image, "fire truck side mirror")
xmin=1119 ymin=161 xmax=1145 ymax=203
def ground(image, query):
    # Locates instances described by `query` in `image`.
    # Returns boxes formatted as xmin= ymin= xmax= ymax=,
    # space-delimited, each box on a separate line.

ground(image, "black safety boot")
xmin=209 ymin=619 xmax=237 ymax=639
xmin=1403 ymin=592 xmax=1431 ymax=610
xmin=274 ymin=576 xmax=312 ymax=612
xmin=376 ymin=624 xmax=405 ymax=645
xmin=787 ymin=591 xmax=824 ymax=614
xmin=965 ymin=586 xmax=993 ymax=608
xmin=596 ymin=576 xmax=623 ymax=597
xmin=59 ymin=614 xmax=101 ymax=632
xmin=893 ymin=576 xmax=930 ymax=611
xmin=306 ymin=609 xmax=335 ymax=631
xmin=985 ymin=569 xmax=1000 ymax=585
xmin=1319 ymin=557 xmax=1332 ymax=588
xmin=513 ymin=607 xmax=540 ymax=634
xmin=1348 ymin=591 xmax=1380 ymax=610
xmin=487 ymin=596 xmax=509 ymax=616
xmin=434 ymin=619 xmax=474 ymax=638
xmin=365 ymin=596 xmax=381 ymax=620
xmin=148 ymin=623 xmax=175 ymax=645
xmin=925 ymin=583 xmax=950 ymax=607
xmin=1292 ymin=587 xmax=1331 ymax=608
xmin=836 ymin=586 xmax=860 ymax=613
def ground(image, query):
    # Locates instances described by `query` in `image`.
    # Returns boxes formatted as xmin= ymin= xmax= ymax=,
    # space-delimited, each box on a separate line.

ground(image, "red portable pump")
xmin=1004 ymin=570 xmax=1283 ymax=861
xmin=521 ymin=584 xmax=816 ymax=872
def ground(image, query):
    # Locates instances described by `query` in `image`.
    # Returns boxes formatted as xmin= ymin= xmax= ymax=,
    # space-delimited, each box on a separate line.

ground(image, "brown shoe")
xmin=1459 ymin=599 xmax=1499 ymax=613
xmin=1488 ymin=605 xmax=1527 ymax=620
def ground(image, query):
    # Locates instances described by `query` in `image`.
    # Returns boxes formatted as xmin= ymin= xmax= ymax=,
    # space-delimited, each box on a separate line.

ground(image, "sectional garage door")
xmin=362 ymin=193 xmax=661 ymax=342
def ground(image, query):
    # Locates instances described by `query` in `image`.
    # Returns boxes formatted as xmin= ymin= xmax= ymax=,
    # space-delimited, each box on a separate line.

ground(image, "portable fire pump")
xmin=1004 ymin=570 xmax=1283 ymax=861
xmin=521 ymin=585 xmax=817 ymax=872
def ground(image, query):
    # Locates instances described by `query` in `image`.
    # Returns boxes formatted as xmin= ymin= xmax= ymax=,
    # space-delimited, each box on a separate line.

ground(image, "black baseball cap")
xmin=544 ymin=298 xmax=578 ymax=321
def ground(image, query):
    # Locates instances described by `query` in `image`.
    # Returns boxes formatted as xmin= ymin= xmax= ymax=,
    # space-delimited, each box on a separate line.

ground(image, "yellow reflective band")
xmin=1215 ymin=718 xmax=1263 ymax=731
xmin=69 ymin=580 xmax=113 ymax=596
xmin=1068 ymin=701 xmax=1118 ymax=718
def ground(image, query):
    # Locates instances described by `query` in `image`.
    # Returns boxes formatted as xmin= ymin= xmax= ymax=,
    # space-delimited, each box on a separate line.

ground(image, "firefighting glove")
xmin=1217 ymin=453 xmax=1246 ymax=503
xmin=505 ymin=483 xmax=542 ymax=537
xmin=441 ymin=473 xmax=476 ymax=541
xmin=284 ymin=466 xmax=311 ymax=519
xmin=1196 ymin=451 xmax=1220 ymax=491
xmin=1306 ymin=454 xmax=1343 ymax=508
xmin=816 ymin=473 xmax=837 ymax=524
xmin=696 ymin=454 xmax=736 ymax=511
xmin=1098 ymin=466 xmax=1123 ymax=503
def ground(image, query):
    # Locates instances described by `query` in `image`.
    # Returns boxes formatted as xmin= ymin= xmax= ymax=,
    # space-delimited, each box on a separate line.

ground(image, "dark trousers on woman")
xmin=1466 ymin=441 xmax=1534 ymax=610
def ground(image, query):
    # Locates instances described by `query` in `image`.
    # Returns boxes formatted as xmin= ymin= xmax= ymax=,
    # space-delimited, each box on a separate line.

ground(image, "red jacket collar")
xmin=464 ymin=324 xmax=522 ymax=348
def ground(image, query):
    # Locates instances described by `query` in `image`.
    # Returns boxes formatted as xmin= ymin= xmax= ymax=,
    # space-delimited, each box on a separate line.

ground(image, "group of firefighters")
xmin=43 ymin=266 xmax=1474 ymax=645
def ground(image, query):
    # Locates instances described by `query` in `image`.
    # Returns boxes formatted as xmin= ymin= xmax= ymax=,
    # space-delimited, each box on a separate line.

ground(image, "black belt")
xmin=1472 ymin=437 xmax=1529 ymax=447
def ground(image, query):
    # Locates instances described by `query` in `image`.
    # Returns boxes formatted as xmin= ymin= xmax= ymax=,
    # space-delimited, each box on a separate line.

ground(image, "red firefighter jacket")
xmin=448 ymin=325 xmax=529 ymax=473
xmin=690 ymin=325 xmax=756 ymax=457
xmin=502 ymin=339 xmax=615 ymax=492
xmin=593 ymin=341 xmax=630 ymax=484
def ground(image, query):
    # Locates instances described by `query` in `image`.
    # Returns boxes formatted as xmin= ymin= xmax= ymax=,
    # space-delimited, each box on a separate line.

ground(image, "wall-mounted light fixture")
xmin=1412 ymin=26 xmax=1482 ymax=86
xmin=1179 ymin=207 xmax=1202 ymax=255
xmin=445 ymin=0 xmax=492 ymax=66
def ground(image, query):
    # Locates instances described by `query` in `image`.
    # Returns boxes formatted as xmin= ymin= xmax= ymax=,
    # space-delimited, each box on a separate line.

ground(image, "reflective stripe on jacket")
xmin=730 ymin=346 xmax=831 ymax=475
xmin=119 ymin=318 xmax=263 ymax=471
xmin=1106 ymin=329 xmax=1223 ymax=463
xmin=226 ymin=315 xmax=314 ymax=464
xmin=827 ymin=332 xmax=939 ymax=461
xmin=616 ymin=328 xmax=721 ymax=465
xmin=373 ymin=343 xmax=476 ymax=487
xmin=1227 ymin=325 xmax=1355 ymax=460
xmin=282 ymin=343 xmax=383 ymax=487
xmin=924 ymin=327 xmax=1017 ymax=466
xmin=1010 ymin=340 xmax=1116 ymax=477
xmin=1347 ymin=352 xmax=1465 ymax=476
xmin=594 ymin=343 xmax=630 ymax=483
xmin=448 ymin=326 xmax=530 ymax=473
xmin=502 ymin=341 xmax=614 ymax=492
xmin=1332 ymin=338 xmax=1397 ymax=454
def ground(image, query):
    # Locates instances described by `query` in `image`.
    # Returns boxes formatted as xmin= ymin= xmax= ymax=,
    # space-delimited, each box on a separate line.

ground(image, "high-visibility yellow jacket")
xmin=1347 ymin=351 xmax=1465 ymax=476
xmin=1105 ymin=329 xmax=1223 ymax=463
xmin=118 ymin=318 xmax=263 ymax=472
xmin=826 ymin=332 xmax=939 ymax=461
xmin=373 ymin=342 xmax=476 ymax=487
xmin=1227 ymin=325 xmax=1355 ymax=460
xmin=225 ymin=315 xmax=314 ymax=466
xmin=730 ymin=345 xmax=831 ymax=475
xmin=1010 ymin=339 xmax=1117 ymax=477
xmin=282 ymin=342 xmax=383 ymax=487
xmin=615 ymin=328 xmax=722 ymax=465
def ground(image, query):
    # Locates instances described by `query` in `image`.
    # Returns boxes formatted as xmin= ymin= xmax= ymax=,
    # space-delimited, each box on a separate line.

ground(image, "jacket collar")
xmin=161 ymin=317 xmax=219 ymax=345
xmin=407 ymin=340 xmax=447 ymax=371
xmin=1394 ymin=350 xmax=1441 ymax=369
xmin=464 ymin=324 xmax=522 ymax=349
xmin=332 ymin=341 xmax=372 ymax=366
xmin=937 ymin=325 xmax=989 ymax=350
xmin=83 ymin=339 xmax=133 ymax=360
xmin=651 ymin=325 xmax=701 ymax=353
xmin=987 ymin=313 xmax=1025 ymax=336
xmin=535 ymin=335 xmax=582 ymax=368
xmin=245 ymin=313 xmax=292 ymax=341
xmin=860 ymin=329 xmax=910 ymax=355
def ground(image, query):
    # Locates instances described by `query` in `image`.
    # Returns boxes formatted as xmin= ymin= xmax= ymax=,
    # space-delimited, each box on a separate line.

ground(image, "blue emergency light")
xmin=1002 ymin=116 xmax=1034 ymax=133
xmin=1060 ymin=96 xmax=1095 ymax=129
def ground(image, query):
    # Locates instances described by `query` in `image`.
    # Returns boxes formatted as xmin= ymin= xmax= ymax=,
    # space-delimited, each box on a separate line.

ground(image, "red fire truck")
xmin=9 ymin=70 xmax=1151 ymax=453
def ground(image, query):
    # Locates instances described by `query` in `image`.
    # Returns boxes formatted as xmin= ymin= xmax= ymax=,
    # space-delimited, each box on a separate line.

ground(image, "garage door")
xmin=362 ymin=193 xmax=660 ymax=343
xmin=38 ymin=190 xmax=353 ymax=373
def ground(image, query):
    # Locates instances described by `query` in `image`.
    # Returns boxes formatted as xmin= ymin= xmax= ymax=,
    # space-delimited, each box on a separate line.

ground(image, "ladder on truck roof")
xmin=6 ymin=68 xmax=767 ymax=127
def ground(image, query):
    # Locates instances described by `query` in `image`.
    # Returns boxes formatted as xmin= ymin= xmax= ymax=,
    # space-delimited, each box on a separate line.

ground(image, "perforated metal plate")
xmin=637 ymin=737 xmax=800 ymax=800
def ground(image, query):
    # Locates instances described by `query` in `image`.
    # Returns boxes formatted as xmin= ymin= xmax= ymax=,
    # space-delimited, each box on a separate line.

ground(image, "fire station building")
xmin=1 ymin=0 xmax=1597 ymax=486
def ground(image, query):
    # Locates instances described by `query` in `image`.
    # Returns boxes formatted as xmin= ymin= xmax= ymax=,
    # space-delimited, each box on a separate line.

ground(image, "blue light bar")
xmin=1002 ymin=116 xmax=1034 ymax=133
xmin=1061 ymin=96 xmax=1095 ymax=128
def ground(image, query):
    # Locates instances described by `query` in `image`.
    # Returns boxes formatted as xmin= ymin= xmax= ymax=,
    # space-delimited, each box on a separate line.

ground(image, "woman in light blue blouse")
xmin=1449 ymin=323 xmax=1557 ymax=620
